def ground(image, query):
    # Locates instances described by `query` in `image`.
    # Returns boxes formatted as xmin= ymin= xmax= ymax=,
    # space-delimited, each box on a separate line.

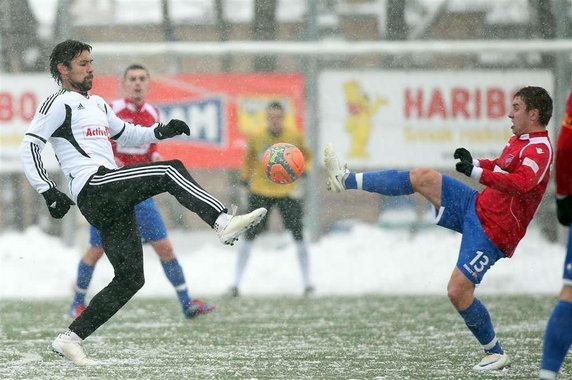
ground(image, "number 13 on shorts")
xmin=461 ymin=250 xmax=494 ymax=283
xmin=467 ymin=250 xmax=489 ymax=273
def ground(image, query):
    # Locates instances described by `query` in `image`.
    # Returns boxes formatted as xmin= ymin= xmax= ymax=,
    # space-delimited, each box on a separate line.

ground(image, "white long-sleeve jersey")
xmin=20 ymin=89 xmax=160 ymax=201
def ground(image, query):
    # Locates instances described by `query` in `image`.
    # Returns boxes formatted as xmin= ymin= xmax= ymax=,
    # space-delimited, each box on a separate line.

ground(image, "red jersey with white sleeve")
xmin=555 ymin=92 xmax=572 ymax=196
xmin=110 ymin=98 xmax=160 ymax=165
xmin=472 ymin=131 xmax=552 ymax=257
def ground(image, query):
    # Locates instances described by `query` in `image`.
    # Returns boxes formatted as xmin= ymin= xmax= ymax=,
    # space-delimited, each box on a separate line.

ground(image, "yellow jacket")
xmin=241 ymin=128 xmax=313 ymax=198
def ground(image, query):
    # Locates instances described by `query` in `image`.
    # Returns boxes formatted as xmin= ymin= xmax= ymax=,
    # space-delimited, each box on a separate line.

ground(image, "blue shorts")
xmin=89 ymin=197 xmax=167 ymax=246
xmin=435 ymin=175 xmax=506 ymax=284
xmin=563 ymin=227 xmax=572 ymax=285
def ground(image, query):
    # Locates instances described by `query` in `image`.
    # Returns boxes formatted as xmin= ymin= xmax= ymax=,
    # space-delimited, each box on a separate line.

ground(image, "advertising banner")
xmin=0 ymin=73 xmax=305 ymax=170
xmin=319 ymin=71 xmax=554 ymax=169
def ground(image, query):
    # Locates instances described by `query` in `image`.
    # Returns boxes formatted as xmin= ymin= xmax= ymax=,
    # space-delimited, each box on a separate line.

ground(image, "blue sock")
xmin=345 ymin=170 xmax=413 ymax=195
xmin=72 ymin=260 xmax=94 ymax=306
xmin=161 ymin=259 xmax=191 ymax=308
xmin=541 ymin=300 xmax=572 ymax=374
xmin=458 ymin=298 xmax=503 ymax=354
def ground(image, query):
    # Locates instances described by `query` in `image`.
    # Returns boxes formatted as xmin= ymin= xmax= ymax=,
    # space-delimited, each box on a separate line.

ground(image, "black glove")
xmin=154 ymin=119 xmax=190 ymax=140
xmin=454 ymin=147 xmax=474 ymax=177
xmin=453 ymin=147 xmax=473 ymax=163
xmin=42 ymin=187 xmax=75 ymax=219
xmin=557 ymin=196 xmax=572 ymax=226
xmin=455 ymin=161 xmax=473 ymax=177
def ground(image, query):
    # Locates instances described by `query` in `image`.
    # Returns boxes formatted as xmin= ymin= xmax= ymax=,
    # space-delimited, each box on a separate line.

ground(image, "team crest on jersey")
xmin=504 ymin=154 xmax=514 ymax=165
xmin=84 ymin=126 xmax=110 ymax=138
xmin=97 ymin=102 xmax=106 ymax=113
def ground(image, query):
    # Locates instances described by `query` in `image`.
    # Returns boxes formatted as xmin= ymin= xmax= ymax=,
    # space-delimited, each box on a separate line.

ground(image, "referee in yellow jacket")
xmin=230 ymin=101 xmax=314 ymax=296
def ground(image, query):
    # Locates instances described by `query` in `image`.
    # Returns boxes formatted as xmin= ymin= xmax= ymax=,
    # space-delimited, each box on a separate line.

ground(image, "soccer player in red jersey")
xmin=325 ymin=86 xmax=553 ymax=372
xmin=539 ymin=91 xmax=572 ymax=380
xmin=69 ymin=64 xmax=214 ymax=320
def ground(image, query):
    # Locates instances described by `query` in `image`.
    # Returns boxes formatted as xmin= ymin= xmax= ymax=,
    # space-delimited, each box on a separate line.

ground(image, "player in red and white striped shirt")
xmin=325 ymin=86 xmax=553 ymax=372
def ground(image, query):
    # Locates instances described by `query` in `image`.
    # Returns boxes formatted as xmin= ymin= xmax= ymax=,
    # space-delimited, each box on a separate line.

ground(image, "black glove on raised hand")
xmin=42 ymin=187 xmax=75 ymax=219
xmin=454 ymin=147 xmax=474 ymax=177
xmin=455 ymin=161 xmax=474 ymax=177
xmin=154 ymin=119 xmax=190 ymax=140
xmin=453 ymin=147 xmax=473 ymax=163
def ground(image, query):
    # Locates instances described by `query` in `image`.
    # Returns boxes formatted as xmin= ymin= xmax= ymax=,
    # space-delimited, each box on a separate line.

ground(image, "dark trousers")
xmin=245 ymin=193 xmax=304 ymax=241
xmin=69 ymin=160 xmax=225 ymax=339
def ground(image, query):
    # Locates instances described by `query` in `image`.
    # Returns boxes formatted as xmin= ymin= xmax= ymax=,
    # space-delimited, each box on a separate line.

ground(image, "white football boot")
xmin=323 ymin=143 xmax=349 ymax=193
xmin=539 ymin=369 xmax=558 ymax=380
xmin=51 ymin=334 xmax=98 ymax=366
xmin=214 ymin=207 xmax=267 ymax=245
xmin=473 ymin=353 xmax=510 ymax=371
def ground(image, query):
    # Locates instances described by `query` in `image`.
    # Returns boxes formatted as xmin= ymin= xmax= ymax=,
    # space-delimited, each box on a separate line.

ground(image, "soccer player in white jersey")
xmin=20 ymin=40 xmax=267 ymax=366
xmin=325 ymin=86 xmax=553 ymax=372
xmin=68 ymin=64 xmax=214 ymax=321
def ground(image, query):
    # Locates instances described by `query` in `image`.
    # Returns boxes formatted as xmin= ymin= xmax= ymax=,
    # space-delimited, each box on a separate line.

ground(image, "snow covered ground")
xmin=0 ymin=221 xmax=565 ymax=299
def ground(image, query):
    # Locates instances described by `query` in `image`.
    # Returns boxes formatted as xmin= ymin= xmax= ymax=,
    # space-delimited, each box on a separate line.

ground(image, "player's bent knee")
xmin=410 ymin=168 xmax=439 ymax=189
xmin=119 ymin=273 xmax=145 ymax=293
xmin=447 ymin=284 xmax=469 ymax=309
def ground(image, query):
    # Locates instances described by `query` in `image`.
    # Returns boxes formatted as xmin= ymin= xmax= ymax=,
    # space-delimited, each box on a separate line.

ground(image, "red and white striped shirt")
xmin=110 ymin=98 xmax=160 ymax=165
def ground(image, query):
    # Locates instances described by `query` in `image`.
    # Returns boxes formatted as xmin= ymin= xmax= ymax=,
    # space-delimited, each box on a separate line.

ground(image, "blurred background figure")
xmin=230 ymin=102 xmax=314 ymax=297
xmin=539 ymin=91 xmax=572 ymax=380
xmin=69 ymin=63 xmax=215 ymax=320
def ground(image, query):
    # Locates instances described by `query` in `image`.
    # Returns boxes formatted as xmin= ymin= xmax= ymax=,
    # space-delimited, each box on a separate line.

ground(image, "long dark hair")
xmin=49 ymin=40 xmax=92 ymax=85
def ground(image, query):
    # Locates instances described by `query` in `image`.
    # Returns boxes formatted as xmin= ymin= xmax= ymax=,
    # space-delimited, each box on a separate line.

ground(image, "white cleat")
xmin=539 ymin=369 xmax=558 ymax=380
xmin=214 ymin=207 xmax=267 ymax=245
xmin=473 ymin=353 xmax=510 ymax=371
xmin=323 ymin=143 xmax=349 ymax=193
xmin=51 ymin=334 xmax=98 ymax=366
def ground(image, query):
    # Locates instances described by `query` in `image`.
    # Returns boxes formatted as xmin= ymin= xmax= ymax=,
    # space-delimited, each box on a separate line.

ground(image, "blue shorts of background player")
xmin=435 ymin=175 xmax=506 ymax=284
xmin=90 ymin=197 xmax=167 ymax=246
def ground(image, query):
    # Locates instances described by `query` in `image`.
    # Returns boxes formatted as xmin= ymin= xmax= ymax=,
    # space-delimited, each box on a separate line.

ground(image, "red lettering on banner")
xmin=404 ymin=89 xmax=423 ymax=118
xmin=475 ymin=88 xmax=481 ymax=118
xmin=404 ymin=87 xmax=510 ymax=120
xmin=451 ymin=88 xmax=469 ymax=118
xmin=0 ymin=92 xmax=14 ymax=122
xmin=427 ymin=89 xmax=447 ymax=119
xmin=20 ymin=92 xmax=37 ymax=121
xmin=0 ymin=91 xmax=39 ymax=122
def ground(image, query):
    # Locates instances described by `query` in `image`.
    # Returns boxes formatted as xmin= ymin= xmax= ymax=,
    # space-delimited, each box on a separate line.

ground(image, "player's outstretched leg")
xmin=323 ymin=143 xmax=349 ymax=192
xmin=214 ymin=207 xmax=267 ymax=246
xmin=324 ymin=143 xmax=414 ymax=196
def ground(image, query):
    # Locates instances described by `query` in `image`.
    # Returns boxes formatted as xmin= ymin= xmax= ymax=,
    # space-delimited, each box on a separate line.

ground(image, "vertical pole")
xmin=161 ymin=0 xmax=180 ymax=73
xmin=55 ymin=0 xmax=71 ymax=41
xmin=304 ymin=0 xmax=320 ymax=242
